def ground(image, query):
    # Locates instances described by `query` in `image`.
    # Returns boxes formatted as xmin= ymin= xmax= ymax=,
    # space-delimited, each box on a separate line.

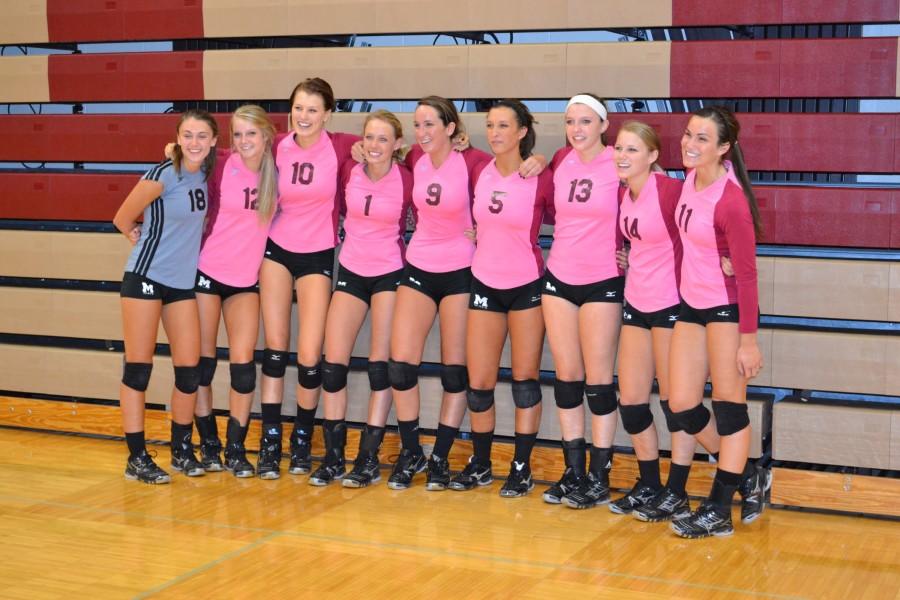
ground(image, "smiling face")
xmin=614 ymin=129 xmax=658 ymax=181
xmin=362 ymin=117 xmax=401 ymax=170
xmin=231 ymin=116 xmax=265 ymax=163
xmin=290 ymin=89 xmax=330 ymax=142
xmin=413 ymin=104 xmax=455 ymax=156
xmin=485 ymin=106 xmax=526 ymax=158
xmin=176 ymin=117 xmax=217 ymax=170
xmin=681 ymin=115 xmax=729 ymax=171
xmin=564 ymin=102 xmax=607 ymax=154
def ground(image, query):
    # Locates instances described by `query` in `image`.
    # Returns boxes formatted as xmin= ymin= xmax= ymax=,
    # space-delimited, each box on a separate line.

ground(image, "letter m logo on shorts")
xmin=474 ymin=294 xmax=488 ymax=309
xmin=198 ymin=276 xmax=211 ymax=289
xmin=141 ymin=282 xmax=155 ymax=295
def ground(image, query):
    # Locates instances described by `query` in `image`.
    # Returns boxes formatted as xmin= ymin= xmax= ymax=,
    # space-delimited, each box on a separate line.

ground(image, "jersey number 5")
xmin=488 ymin=191 xmax=505 ymax=214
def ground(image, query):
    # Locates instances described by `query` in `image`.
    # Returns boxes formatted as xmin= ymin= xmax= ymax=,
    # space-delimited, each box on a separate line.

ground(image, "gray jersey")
xmin=124 ymin=160 xmax=208 ymax=289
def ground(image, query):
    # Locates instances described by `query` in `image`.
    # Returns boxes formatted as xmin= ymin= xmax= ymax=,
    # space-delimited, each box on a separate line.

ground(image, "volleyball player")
xmin=306 ymin=110 xmax=412 ymax=487
xmin=256 ymin=78 xmax=360 ymax=479
xmin=454 ymin=99 xmax=553 ymax=498
xmin=113 ymin=110 xmax=218 ymax=483
xmin=666 ymin=106 xmax=766 ymax=538
xmin=539 ymin=94 xmax=623 ymax=509
xmin=190 ymin=105 xmax=277 ymax=478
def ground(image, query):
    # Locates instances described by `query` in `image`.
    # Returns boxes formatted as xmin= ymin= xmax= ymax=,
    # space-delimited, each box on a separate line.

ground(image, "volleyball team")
xmin=113 ymin=77 xmax=766 ymax=539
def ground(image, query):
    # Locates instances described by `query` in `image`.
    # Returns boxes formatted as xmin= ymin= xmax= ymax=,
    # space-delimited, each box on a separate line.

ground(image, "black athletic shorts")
xmin=677 ymin=301 xmax=740 ymax=326
xmin=334 ymin=264 xmax=403 ymax=305
xmin=542 ymin=269 xmax=624 ymax=306
xmin=622 ymin=300 xmax=680 ymax=329
xmin=263 ymin=238 xmax=334 ymax=280
xmin=399 ymin=262 xmax=472 ymax=305
xmin=469 ymin=276 xmax=542 ymax=313
xmin=121 ymin=272 xmax=195 ymax=305
xmin=194 ymin=270 xmax=259 ymax=300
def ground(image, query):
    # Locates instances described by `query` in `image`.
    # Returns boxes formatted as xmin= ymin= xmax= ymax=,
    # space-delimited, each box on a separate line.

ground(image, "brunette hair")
xmin=172 ymin=109 xmax=218 ymax=180
xmin=417 ymin=95 xmax=465 ymax=140
xmin=491 ymin=99 xmax=536 ymax=160
xmin=288 ymin=77 xmax=336 ymax=129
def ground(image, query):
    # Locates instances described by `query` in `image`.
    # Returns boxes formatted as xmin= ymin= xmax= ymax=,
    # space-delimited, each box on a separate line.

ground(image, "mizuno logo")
xmin=324 ymin=270 xmax=332 ymax=276
xmin=545 ymin=281 xmax=557 ymax=292
xmin=605 ymin=291 xmax=617 ymax=297
xmin=716 ymin=310 xmax=731 ymax=317
xmin=141 ymin=282 xmax=154 ymax=295
xmin=530 ymin=296 xmax=541 ymax=303
xmin=198 ymin=276 xmax=211 ymax=289
xmin=409 ymin=277 xmax=422 ymax=286
xmin=270 ymin=354 xmax=281 ymax=361
xmin=265 ymin=251 xmax=272 ymax=256
xmin=473 ymin=294 xmax=488 ymax=309
xmin=669 ymin=315 xmax=678 ymax=321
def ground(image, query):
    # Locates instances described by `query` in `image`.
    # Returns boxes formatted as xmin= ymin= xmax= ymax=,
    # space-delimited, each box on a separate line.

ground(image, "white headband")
xmin=566 ymin=95 xmax=608 ymax=121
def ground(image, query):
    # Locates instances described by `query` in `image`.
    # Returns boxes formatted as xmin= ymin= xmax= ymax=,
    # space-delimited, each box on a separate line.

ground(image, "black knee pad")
xmin=297 ymin=362 xmax=322 ymax=389
xmin=660 ymin=399 xmax=683 ymax=433
xmin=388 ymin=359 xmax=418 ymax=391
xmin=197 ymin=356 xmax=217 ymax=387
xmin=713 ymin=400 xmax=750 ymax=436
xmin=512 ymin=379 xmax=542 ymax=409
xmin=367 ymin=360 xmax=390 ymax=391
xmin=440 ymin=364 xmax=467 ymax=394
xmin=671 ymin=403 xmax=711 ymax=435
xmin=261 ymin=348 xmax=287 ymax=378
xmin=585 ymin=383 xmax=617 ymax=416
xmin=553 ymin=379 xmax=585 ymax=409
xmin=466 ymin=387 xmax=495 ymax=413
xmin=122 ymin=362 xmax=152 ymax=392
xmin=618 ymin=402 xmax=654 ymax=435
xmin=321 ymin=360 xmax=349 ymax=393
xmin=229 ymin=361 xmax=256 ymax=394
xmin=174 ymin=365 xmax=201 ymax=394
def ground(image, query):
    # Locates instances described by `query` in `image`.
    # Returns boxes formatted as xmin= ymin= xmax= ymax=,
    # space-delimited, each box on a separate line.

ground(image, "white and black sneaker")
xmin=125 ymin=451 xmax=171 ymax=484
xmin=563 ymin=470 xmax=610 ymax=509
xmin=171 ymin=438 xmax=205 ymax=477
xmin=449 ymin=457 xmax=493 ymax=491
xmin=609 ymin=480 xmax=660 ymax=515
xmin=308 ymin=460 xmax=346 ymax=486
xmin=499 ymin=461 xmax=534 ymax=498
xmin=542 ymin=467 xmax=583 ymax=504
xmin=257 ymin=424 xmax=282 ymax=480
xmin=199 ymin=438 xmax=224 ymax=472
xmin=425 ymin=455 xmax=451 ymax=491
xmin=387 ymin=449 xmax=426 ymax=490
xmin=633 ymin=487 xmax=691 ymax=522
xmin=671 ymin=501 xmax=734 ymax=539
xmin=343 ymin=452 xmax=381 ymax=488
xmin=738 ymin=465 xmax=771 ymax=524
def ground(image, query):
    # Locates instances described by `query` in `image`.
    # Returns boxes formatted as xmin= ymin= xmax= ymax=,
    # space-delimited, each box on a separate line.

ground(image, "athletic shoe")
xmin=199 ymin=438 xmax=224 ymax=472
xmin=171 ymin=441 xmax=205 ymax=477
xmin=308 ymin=460 xmax=346 ymax=486
xmin=633 ymin=487 xmax=691 ymax=522
xmin=609 ymin=480 xmax=661 ymax=515
xmin=542 ymin=467 xmax=583 ymax=504
xmin=563 ymin=470 xmax=610 ymax=509
xmin=499 ymin=461 xmax=534 ymax=498
xmin=671 ymin=501 xmax=733 ymax=538
xmin=342 ymin=452 xmax=381 ymax=488
xmin=288 ymin=427 xmax=312 ymax=475
xmin=224 ymin=443 xmax=255 ymax=478
xmin=449 ymin=457 xmax=493 ymax=491
xmin=387 ymin=449 xmax=426 ymax=490
xmin=738 ymin=465 xmax=771 ymax=524
xmin=124 ymin=451 xmax=171 ymax=484
xmin=257 ymin=424 xmax=282 ymax=480
xmin=425 ymin=455 xmax=451 ymax=491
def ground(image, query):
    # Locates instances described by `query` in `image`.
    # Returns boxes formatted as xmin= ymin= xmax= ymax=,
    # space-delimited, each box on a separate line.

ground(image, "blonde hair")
xmin=618 ymin=120 xmax=661 ymax=169
xmin=232 ymin=104 xmax=277 ymax=222
xmin=363 ymin=109 xmax=407 ymax=162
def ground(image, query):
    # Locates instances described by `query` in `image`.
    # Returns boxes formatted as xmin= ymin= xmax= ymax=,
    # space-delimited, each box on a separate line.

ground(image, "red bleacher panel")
xmin=672 ymin=1 xmax=781 ymax=26
xmin=778 ymin=113 xmax=895 ymax=174
xmin=672 ymin=0 xmax=900 ymax=25
xmin=752 ymin=185 xmax=777 ymax=245
xmin=48 ymin=52 xmax=204 ymax=102
xmin=771 ymin=186 xmax=895 ymax=248
xmin=670 ymin=40 xmax=782 ymax=98
xmin=893 ymin=191 xmax=900 ymax=249
xmin=0 ymin=172 xmax=139 ymax=221
xmin=46 ymin=0 xmax=203 ymax=43
xmin=779 ymin=38 xmax=898 ymax=98
xmin=781 ymin=0 xmax=900 ymax=24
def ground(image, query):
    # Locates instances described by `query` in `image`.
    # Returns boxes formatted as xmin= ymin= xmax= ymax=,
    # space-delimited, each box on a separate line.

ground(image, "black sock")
xmin=741 ymin=459 xmax=755 ymax=480
xmin=360 ymin=425 xmax=386 ymax=455
xmin=171 ymin=421 xmax=192 ymax=447
xmin=261 ymin=403 xmax=282 ymax=426
xmin=294 ymin=406 xmax=316 ymax=439
xmin=589 ymin=446 xmax=613 ymax=474
xmin=513 ymin=432 xmax=537 ymax=465
xmin=667 ymin=462 xmax=692 ymax=496
xmin=432 ymin=423 xmax=458 ymax=460
xmin=638 ymin=458 xmax=661 ymax=489
xmin=125 ymin=431 xmax=145 ymax=458
xmin=709 ymin=468 xmax=742 ymax=508
xmin=398 ymin=418 xmax=421 ymax=453
xmin=194 ymin=413 xmax=218 ymax=441
xmin=472 ymin=430 xmax=494 ymax=464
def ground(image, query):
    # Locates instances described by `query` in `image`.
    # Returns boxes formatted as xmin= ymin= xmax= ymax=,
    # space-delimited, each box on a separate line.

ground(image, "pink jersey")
xmin=338 ymin=162 xmax=413 ymax=276
xmin=678 ymin=167 xmax=759 ymax=333
xmin=546 ymin=145 xmax=623 ymax=284
xmin=270 ymin=130 xmax=359 ymax=253
xmin=617 ymin=172 xmax=684 ymax=313
xmin=198 ymin=152 xmax=271 ymax=287
xmin=471 ymin=160 xmax=554 ymax=289
xmin=404 ymin=145 xmax=492 ymax=272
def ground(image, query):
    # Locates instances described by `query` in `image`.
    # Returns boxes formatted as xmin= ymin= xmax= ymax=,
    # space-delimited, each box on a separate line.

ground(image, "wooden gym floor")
xmin=1 ymin=427 xmax=898 ymax=600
